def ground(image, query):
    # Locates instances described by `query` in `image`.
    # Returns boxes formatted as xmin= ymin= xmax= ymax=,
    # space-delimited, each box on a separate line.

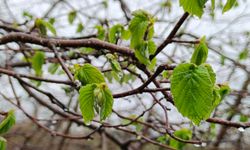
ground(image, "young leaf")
xmin=0 ymin=137 xmax=6 ymax=150
xmin=179 ymin=0 xmax=208 ymax=18
xmin=238 ymin=49 xmax=248 ymax=60
xmin=96 ymin=83 xmax=114 ymax=121
xmin=106 ymin=54 xmax=122 ymax=74
xmin=35 ymin=19 xmax=47 ymax=36
xmin=78 ymin=84 xmax=96 ymax=123
xmin=35 ymin=19 xmax=56 ymax=36
xmin=223 ymin=0 xmax=237 ymax=13
xmin=68 ymin=11 xmax=77 ymax=24
xmin=169 ymin=128 xmax=192 ymax=149
xmin=95 ymin=25 xmax=105 ymax=40
xmin=76 ymin=22 xmax=84 ymax=33
xmin=78 ymin=83 xmax=114 ymax=123
xmin=49 ymin=18 xmax=55 ymax=25
xmin=43 ymin=21 xmax=57 ymax=36
xmin=191 ymin=36 xmax=208 ymax=65
xmin=109 ymin=24 xmax=123 ymax=43
xmin=212 ymin=85 xmax=222 ymax=108
xmin=171 ymin=63 xmax=215 ymax=125
xmin=74 ymin=63 xmax=105 ymax=85
xmin=31 ymin=51 xmax=45 ymax=76
xmin=218 ymin=83 xmax=231 ymax=99
xmin=0 ymin=110 xmax=15 ymax=135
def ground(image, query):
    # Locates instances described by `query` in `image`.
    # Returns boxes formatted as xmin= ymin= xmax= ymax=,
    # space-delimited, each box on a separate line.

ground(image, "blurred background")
xmin=0 ymin=0 xmax=250 ymax=149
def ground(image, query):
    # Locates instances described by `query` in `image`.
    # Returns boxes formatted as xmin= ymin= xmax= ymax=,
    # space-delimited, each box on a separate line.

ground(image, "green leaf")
xmin=49 ymin=18 xmax=55 ymax=25
xmin=48 ymin=63 xmax=59 ymax=74
xmin=78 ymin=84 xmax=96 ymax=123
xmin=171 ymin=63 xmax=215 ymax=125
xmin=74 ymin=63 xmax=105 ymax=85
xmin=31 ymin=51 xmax=45 ymax=76
xmin=0 ymin=137 xmax=6 ymax=150
xmin=76 ymin=22 xmax=84 ymax=33
xmin=169 ymin=128 xmax=192 ymax=150
xmin=0 ymin=110 xmax=15 ymax=135
xmin=191 ymin=36 xmax=208 ymax=65
xmin=179 ymin=0 xmax=208 ymax=18
xmin=95 ymin=25 xmax=105 ymax=40
xmin=238 ymin=49 xmax=248 ymax=60
xmin=129 ymin=10 xmax=154 ymax=49
xmin=240 ymin=115 xmax=248 ymax=122
xmin=68 ymin=11 xmax=77 ymax=24
xmin=223 ymin=0 xmax=237 ymax=13
xmin=134 ymin=42 xmax=148 ymax=63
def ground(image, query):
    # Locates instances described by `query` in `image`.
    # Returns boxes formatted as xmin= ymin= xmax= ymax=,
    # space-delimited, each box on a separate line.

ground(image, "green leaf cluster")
xmin=129 ymin=10 xmax=157 ymax=67
xmin=35 ymin=18 xmax=57 ymax=36
xmin=171 ymin=37 xmax=230 ymax=125
xmin=74 ymin=64 xmax=113 ymax=123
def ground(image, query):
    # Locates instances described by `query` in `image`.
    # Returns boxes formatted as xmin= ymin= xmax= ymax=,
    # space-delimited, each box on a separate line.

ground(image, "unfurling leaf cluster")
xmin=74 ymin=64 xmax=113 ymax=123
xmin=129 ymin=10 xmax=157 ymax=67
